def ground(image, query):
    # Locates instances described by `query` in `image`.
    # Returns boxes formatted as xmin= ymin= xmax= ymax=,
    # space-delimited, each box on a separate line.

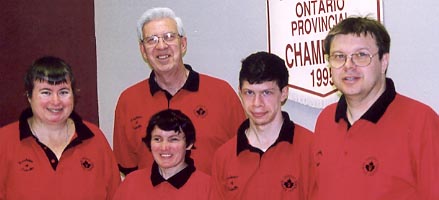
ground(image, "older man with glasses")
xmin=113 ymin=7 xmax=246 ymax=177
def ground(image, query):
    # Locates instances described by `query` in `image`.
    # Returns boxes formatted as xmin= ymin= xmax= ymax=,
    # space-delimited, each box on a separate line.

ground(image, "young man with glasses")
xmin=113 ymin=7 xmax=246 ymax=176
xmin=311 ymin=16 xmax=439 ymax=200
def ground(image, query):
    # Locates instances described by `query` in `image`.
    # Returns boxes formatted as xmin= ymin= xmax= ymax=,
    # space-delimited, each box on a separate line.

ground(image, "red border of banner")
xmin=267 ymin=0 xmax=382 ymax=98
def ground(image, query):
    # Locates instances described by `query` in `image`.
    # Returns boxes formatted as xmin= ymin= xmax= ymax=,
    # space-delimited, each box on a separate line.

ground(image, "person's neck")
xmin=345 ymin=82 xmax=386 ymax=124
xmin=154 ymin=66 xmax=188 ymax=95
xmin=246 ymin=113 xmax=284 ymax=152
xmin=28 ymin=117 xmax=72 ymax=159
xmin=159 ymin=162 xmax=188 ymax=180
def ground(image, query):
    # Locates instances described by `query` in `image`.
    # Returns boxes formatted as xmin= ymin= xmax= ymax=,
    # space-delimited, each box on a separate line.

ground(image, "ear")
xmin=139 ymin=42 xmax=148 ymax=62
xmin=180 ymin=36 xmax=188 ymax=55
xmin=281 ymin=86 xmax=289 ymax=102
xmin=186 ymin=143 xmax=194 ymax=150
xmin=27 ymin=93 xmax=31 ymax=103
xmin=380 ymin=53 xmax=390 ymax=74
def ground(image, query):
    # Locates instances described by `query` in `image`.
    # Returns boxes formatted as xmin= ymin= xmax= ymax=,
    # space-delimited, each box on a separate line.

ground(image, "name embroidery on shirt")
xmin=130 ymin=116 xmax=142 ymax=130
xmin=225 ymin=175 xmax=238 ymax=191
xmin=19 ymin=158 xmax=34 ymax=172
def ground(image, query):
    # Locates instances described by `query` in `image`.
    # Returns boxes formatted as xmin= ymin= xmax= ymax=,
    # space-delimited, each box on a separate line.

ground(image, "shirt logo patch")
xmin=281 ymin=175 xmax=297 ymax=192
xmin=19 ymin=158 xmax=34 ymax=172
xmin=225 ymin=175 xmax=238 ymax=191
xmin=80 ymin=157 xmax=94 ymax=171
xmin=363 ymin=157 xmax=378 ymax=176
xmin=194 ymin=105 xmax=208 ymax=118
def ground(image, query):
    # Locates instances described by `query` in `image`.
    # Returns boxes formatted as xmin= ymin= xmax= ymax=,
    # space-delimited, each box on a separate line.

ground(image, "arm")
xmin=414 ymin=109 xmax=439 ymax=200
xmin=113 ymin=97 xmax=139 ymax=175
xmin=209 ymin=150 xmax=226 ymax=200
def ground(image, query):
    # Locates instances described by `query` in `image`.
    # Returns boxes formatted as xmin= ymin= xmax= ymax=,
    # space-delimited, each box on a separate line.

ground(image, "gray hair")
xmin=136 ymin=7 xmax=185 ymax=42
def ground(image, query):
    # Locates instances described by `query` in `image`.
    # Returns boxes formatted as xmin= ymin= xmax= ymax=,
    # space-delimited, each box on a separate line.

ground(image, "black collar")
xmin=150 ymin=157 xmax=196 ymax=189
xmin=19 ymin=108 xmax=94 ymax=142
xmin=148 ymin=64 xmax=199 ymax=96
xmin=335 ymin=78 xmax=397 ymax=124
xmin=236 ymin=111 xmax=295 ymax=155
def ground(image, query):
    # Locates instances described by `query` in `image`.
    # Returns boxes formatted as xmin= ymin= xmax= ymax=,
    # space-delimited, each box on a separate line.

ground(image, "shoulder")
xmin=214 ymin=136 xmax=237 ymax=159
xmin=118 ymin=79 xmax=150 ymax=99
xmin=190 ymin=170 xmax=211 ymax=183
xmin=393 ymin=93 xmax=437 ymax=113
xmin=389 ymin=94 xmax=439 ymax=125
xmin=82 ymin=121 xmax=105 ymax=137
xmin=0 ymin=121 xmax=20 ymax=143
xmin=80 ymin=120 xmax=112 ymax=146
xmin=293 ymin=124 xmax=314 ymax=144
xmin=198 ymin=73 xmax=233 ymax=88
xmin=317 ymin=102 xmax=338 ymax=120
xmin=123 ymin=168 xmax=150 ymax=184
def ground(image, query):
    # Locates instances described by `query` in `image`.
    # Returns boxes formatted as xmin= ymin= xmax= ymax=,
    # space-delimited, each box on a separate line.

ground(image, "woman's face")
xmin=150 ymin=126 xmax=192 ymax=172
xmin=28 ymin=79 xmax=74 ymax=125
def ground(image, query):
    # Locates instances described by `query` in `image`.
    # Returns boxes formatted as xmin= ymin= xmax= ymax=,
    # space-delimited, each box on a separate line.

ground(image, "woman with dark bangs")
xmin=113 ymin=109 xmax=210 ymax=200
xmin=0 ymin=56 xmax=120 ymax=200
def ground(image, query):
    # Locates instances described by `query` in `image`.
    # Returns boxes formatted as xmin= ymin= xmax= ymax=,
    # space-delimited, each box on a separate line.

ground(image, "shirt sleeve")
xmin=415 ymin=109 xmax=439 ymax=200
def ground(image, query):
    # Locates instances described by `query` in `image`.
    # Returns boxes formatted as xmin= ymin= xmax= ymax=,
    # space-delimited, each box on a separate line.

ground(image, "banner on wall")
xmin=267 ymin=0 xmax=383 ymax=108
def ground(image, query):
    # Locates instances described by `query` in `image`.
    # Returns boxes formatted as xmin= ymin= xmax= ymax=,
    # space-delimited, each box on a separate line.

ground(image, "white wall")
xmin=95 ymin=0 xmax=439 ymax=144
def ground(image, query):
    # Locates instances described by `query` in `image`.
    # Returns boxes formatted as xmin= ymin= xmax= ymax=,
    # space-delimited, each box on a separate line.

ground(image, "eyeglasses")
xmin=327 ymin=52 xmax=379 ymax=69
xmin=142 ymin=32 xmax=182 ymax=46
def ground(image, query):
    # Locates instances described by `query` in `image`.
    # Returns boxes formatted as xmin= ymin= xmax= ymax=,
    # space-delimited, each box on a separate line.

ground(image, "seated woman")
xmin=113 ymin=109 xmax=210 ymax=200
xmin=0 ymin=56 xmax=120 ymax=199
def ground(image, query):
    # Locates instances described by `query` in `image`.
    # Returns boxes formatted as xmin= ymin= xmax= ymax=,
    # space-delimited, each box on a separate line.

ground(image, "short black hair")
xmin=239 ymin=51 xmax=289 ymax=90
xmin=143 ymin=109 xmax=196 ymax=151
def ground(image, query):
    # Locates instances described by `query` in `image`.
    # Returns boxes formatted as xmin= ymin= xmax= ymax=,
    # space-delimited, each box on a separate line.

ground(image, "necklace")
xmin=29 ymin=119 xmax=71 ymax=144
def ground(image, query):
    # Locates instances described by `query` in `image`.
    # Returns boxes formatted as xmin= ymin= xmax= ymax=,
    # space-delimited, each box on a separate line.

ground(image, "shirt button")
xmin=51 ymin=159 xmax=56 ymax=163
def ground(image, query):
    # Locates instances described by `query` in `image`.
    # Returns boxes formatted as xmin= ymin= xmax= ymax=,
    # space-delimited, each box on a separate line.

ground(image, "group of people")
xmin=0 ymin=6 xmax=438 ymax=200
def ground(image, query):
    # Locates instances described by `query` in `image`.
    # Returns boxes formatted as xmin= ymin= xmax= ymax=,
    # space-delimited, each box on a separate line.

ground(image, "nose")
xmin=155 ymin=38 xmax=168 ymax=49
xmin=252 ymin=93 xmax=264 ymax=107
xmin=51 ymin=94 xmax=61 ymax=104
xmin=160 ymin=141 xmax=170 ymax=150
xmin=343 ymin=55 xmax=356 ymax=70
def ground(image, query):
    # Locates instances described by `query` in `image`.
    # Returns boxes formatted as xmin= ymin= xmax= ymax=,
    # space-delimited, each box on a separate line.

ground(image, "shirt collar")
xmin=335 ymin=78 xmax=397 ymax=124
xmin=236 ymin=111 xmax=295 ymax=155
xmin=150 ymin=157 xmax=196 ymax=189
xmin=19 ymin=108 xmax=94 ymax=142
xmin=148 ymin=64 xmax=199 ymax=96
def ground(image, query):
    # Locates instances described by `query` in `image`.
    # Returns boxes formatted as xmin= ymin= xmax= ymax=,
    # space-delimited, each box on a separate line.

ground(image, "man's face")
xmin=139 ymin=18 xmax=187 ymax=74
xmin=239 ymin=80 xmax=288 ymax=127
xmin=329 ymin=33 xmax=389 ymax=101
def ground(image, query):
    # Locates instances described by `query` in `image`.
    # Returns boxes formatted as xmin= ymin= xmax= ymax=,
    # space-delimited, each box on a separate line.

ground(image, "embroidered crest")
xmin=363 ymin=157 xmax=378 ymax=176
xmin=194 ymin=105 xmax=208 ymax=118
xmin=19 ymin=158 xmax=34 ymax=172
xmin=281 ymin=175 xmax=297 ymax=192
xmin=80 ymin=157 xmax=94 ymax=171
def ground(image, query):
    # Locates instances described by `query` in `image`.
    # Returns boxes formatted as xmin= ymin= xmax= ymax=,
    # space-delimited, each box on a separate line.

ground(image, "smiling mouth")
xmin=157 ymin=54 xmax=171 ymax=59
xmin=47 ymin=108 xmax=63 ymax=113
xmin=343 ymin=76 xmax=360 ymax=81
xmin=160 ymin=153 xmax=172 ymax=158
